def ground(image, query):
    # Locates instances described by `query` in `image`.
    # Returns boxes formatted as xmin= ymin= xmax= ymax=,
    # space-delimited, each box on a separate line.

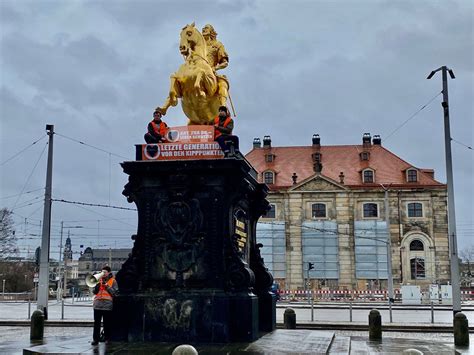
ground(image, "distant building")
xmin=77 ymin=247 xmax=131 ymax=288
xmin=246 ymin=133 xmax=450 ymax=291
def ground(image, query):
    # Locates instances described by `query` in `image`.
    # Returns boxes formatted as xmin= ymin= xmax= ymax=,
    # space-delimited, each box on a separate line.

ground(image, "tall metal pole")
xmin=427 ymin=66 xmax=460 ymax=314
xmin=382 ymin=186 xmax=394 ymax=303
xmin=57 ymin=221 xmax=63 ymax=301
xmin=37 ymin=124 xmax=54 ymax=319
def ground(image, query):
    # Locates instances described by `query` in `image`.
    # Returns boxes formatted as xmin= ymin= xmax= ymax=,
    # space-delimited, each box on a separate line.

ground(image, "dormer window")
xmin=265 ymin=154 xmax=275 ymax=163
xmin=360 ymin=152 xmax=370 ymax=161
xmin=263 ymin=171 xmax=275 ymax=184
xmin=407 ymin=169 xmax=418 ymax=182
xmin=362 ymin=169 xmax=374 ymax=183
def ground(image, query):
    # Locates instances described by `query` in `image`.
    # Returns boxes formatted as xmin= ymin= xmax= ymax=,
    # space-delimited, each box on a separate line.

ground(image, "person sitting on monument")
xmin=91 ymin=265 xmax=118 ymax=346
xmin=144 ymin=108 xmax=168 ymax=144
xmin=214 ymin=106 xmax=239 ymax=156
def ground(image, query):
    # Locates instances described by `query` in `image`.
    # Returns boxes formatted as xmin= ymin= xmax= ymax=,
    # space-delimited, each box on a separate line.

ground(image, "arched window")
xmin=408 ymin=202 xmax=423 ymax=217
xmin=410 ymin=257 xmax=425 ymax=279
xmin=311 ymin=203 xmax=326 ymax=218
xmin=264 ymin=171 xmax=274 ymax=184
xmin=362 ymin=169 xmax=374 ymax=183
xmin=363 ymin=203 xmax=378 ymax=218
xmin=409 ymin=239 xmax=424 ymax=251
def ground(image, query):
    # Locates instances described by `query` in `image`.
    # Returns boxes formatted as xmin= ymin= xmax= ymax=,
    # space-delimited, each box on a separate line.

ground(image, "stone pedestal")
xmin=111 ymin=158 xmax=275 ymax=342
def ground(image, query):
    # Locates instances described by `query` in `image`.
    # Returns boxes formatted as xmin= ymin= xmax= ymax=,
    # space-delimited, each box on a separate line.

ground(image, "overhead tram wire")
xmin=0 ymin=135 xmax=47 ymax=166
xmin=1 ymin=188 xmax=45 ymax=200
xmin=67 ymin=202 xmax=136 ymax=228
xmin=54 ymin=132 xmax=130 ymax=160
xmin=451 ymin=138 xmax=473 ymax=151
xmin=384 ymin=91 xmax=443 ymax=141
xmin=11 ymin=142 xmax=48 ymax=211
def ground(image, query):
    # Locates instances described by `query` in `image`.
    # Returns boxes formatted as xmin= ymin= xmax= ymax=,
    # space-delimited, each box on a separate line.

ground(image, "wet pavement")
xmin=1 ymin=327 xmax=473 ymax=354
xmin=1 ymin=301 xmax=473 ymax=354
xmin=2 ymin=300 xmax=474 ymax=325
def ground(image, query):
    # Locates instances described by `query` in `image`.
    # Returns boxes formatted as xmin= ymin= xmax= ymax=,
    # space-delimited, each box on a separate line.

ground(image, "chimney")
xmin=362 ymin=133 xmax=371 ymax=148
xmin=312 ymin=134 xmax=320 ymax=148
xmin=253 ymin=137 xmax=261 ymax=149
xmin=263 ymin=135 xmax=271 ymax=148
xmin=372 ymin=135 xmax=381 ymax=145
xmin=339 ymin=171 xmax=345 ymax=184
xmin=292 ymin=172 xmax=298 ymax=185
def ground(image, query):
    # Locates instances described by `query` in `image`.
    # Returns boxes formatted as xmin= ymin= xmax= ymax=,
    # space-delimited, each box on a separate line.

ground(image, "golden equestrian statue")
xmin=156 ymin=23 xmax=230 ymax=125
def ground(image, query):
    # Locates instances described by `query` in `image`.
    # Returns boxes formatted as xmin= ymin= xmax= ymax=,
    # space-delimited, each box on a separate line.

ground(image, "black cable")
xmin=51 ymin=198 xmax=137 ymax=211
xmin=54 ymin=132 xmax=130 ymax=160
xmin=451 ymin=138 xmax=473 ymax=151
xmin=0 ymin=188 xmax=44 ymax=200
xmin=11 ymin=142 xmax=48 ymax=211
xmin=384 ymin=91 xmax=442 ymax=141
xmin=0 ymin=135 xmax=47 ymax=166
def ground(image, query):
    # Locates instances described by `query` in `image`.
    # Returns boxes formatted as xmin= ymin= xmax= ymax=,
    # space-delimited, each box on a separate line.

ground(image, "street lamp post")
xmin=380 ymin=184 xmax=394 ymax=303
xmin=2 ymin=279 xmax=5 ymax=300
xmin=427 ymin=66 xmax=460 ymax=315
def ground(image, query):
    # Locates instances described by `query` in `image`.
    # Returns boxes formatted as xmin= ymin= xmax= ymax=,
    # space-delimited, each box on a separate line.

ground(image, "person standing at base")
xmin=144 ymin=108 xmax=168 ymax=143
xmin=214 ymin=106 xmax=239 ymax=156
xmin=91 ymin=265 xmax=118 ymax=345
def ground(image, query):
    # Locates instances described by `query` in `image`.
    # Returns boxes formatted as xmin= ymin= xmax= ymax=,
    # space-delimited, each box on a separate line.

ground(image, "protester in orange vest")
xmin=214 ymin=106 xmax=239 ymax=156
xmin=91 ymin=265 xmax=118 ymax=345
xmin=144 ymin=108 xmax=168 ymax=143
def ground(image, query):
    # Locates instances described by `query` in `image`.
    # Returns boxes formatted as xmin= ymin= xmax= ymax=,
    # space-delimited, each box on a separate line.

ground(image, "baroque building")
xmin=77 ymin=247 xmax=131 ymax=289
xmin=246 ymin=133 xmax=450 ymax=291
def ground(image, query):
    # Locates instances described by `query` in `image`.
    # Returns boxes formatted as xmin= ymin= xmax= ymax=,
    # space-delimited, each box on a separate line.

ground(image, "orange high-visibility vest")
xmin=94 ymin=277 xmax=115 ymax=301
xmin=214 ymin=116 xmax=232 ymax=139
xmin=151 ymin=121 xmax=168 ymax=137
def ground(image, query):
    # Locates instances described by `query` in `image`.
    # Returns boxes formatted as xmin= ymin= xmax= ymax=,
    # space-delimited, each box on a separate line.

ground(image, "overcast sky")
xmin=1 ymin=0 xmax=473 ymax=260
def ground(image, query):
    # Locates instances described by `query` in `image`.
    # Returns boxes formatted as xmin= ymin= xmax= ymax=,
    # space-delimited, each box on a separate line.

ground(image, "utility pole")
xmin=381 ymin=184 xmax=394 ymax=303
xmin=109 ymin=247 xmax=112 ymax=267
xmin=427 ymin=66 xmax=460 ymax=315
xmin=37 ymin=124 xmax=54 ymax=319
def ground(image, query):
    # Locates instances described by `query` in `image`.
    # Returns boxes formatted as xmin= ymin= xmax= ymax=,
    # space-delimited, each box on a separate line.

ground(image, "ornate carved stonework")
xmin=112 ymin=159 xmax=275 ymax=342
xmin=293 ymin=175 xmax=344 ymax=191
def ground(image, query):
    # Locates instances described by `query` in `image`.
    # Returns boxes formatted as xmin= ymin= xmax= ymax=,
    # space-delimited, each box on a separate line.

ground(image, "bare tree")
xmin=460 ymin=245 xmax=474 ymax=263
xmin=0 ymin=208 xmax=17 ymax=258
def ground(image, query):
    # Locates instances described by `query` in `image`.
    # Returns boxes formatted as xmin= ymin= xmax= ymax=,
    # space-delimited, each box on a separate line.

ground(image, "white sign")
xmin=33 ymin=278 xmax=39 ymax=283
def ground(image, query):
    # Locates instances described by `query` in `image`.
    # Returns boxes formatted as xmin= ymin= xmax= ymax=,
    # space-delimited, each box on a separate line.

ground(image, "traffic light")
xmin=35 ymin=247 xmax=41 ymax=266
xmin=308 ymin=262 xmax=314 ymax=271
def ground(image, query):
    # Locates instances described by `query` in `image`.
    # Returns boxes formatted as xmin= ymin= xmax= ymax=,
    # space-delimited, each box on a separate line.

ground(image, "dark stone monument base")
xmin=111 ymin=290 xmax=259 ymax=343
xmin=111 ymin=158 xmax=276 ymax=343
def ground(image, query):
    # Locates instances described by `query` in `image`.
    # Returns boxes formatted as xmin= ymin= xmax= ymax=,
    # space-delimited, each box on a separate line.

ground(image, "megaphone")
xmin=85 ymin=271 xmax=106 ymax=288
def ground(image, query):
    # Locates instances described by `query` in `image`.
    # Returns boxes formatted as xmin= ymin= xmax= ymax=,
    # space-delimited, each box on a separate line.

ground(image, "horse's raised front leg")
xmin=194 ymin=70 xmax=206 ymax=97
xmin=158 ymin=74 xmax=181 ymax=114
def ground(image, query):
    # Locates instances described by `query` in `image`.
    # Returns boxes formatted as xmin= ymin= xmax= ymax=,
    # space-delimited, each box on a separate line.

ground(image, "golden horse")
xmin=157 ymin=23 xmax=229 ymax=125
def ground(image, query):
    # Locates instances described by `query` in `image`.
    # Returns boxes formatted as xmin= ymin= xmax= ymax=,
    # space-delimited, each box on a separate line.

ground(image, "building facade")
xmin=77 ymin=247 xmax=131 ymax=289
xmin=246 ymin=133 xmax=450 ymax=291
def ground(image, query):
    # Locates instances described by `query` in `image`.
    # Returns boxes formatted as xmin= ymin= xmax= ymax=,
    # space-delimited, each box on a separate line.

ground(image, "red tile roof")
xmin=245 ymin=143 xmax=445 ymax=190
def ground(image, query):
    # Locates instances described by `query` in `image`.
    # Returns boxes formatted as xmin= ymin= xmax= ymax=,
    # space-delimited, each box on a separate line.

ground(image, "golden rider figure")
xmin=202 ymin=24 xmax=229 ymax=106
